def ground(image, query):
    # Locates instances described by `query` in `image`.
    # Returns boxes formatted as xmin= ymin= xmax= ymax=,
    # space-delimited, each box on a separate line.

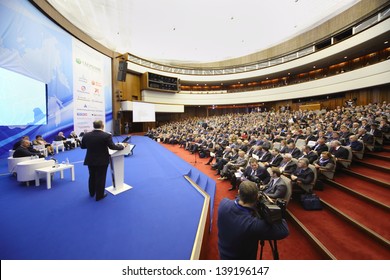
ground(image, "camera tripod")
xmin=259 ymin=240 xmax=279 ymax=260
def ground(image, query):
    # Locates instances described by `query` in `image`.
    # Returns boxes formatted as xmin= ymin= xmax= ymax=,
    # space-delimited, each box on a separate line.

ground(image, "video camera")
xmin=256 ymin=193 xmax=287 ymax=224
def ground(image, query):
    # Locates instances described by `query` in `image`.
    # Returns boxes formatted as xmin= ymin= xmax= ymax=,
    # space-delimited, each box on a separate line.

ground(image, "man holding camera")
xmin=218 ymin=181 xmax=289 ymax=260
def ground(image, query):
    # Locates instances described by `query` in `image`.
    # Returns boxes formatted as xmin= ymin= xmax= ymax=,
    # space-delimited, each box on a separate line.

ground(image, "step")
xmin=329 ymin=173 xmax=390 ymax=206
xmin=287 ymin=200 xmax=390 ymax=259
xmin=343 ymin=167 xmax=390 ymax=187
xmin=354 ymin=158 xmax=390 ymax=173
xmin=318 ymin=184 xmax=390 ymax=241
xmin=365 ymin=151 xmax=390 ymax=160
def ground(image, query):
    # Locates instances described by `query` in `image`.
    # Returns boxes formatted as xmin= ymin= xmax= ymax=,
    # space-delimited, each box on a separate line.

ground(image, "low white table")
xmin=35 ymin=164 xmax=75 ymax=189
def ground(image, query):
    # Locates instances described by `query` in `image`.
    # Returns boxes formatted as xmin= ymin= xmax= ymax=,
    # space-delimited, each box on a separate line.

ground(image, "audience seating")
xmin=33 ymin=144 xmax=48 ymax=157
xmin=300 ymin=164 xmax=317 ymax=193
xmin=351 ymin=140 xmax=365 ymax=160
xmin=337 ymin=146 xmax=353 ymax=169
xmin=318 ymin=157 xmax=337 ymax=180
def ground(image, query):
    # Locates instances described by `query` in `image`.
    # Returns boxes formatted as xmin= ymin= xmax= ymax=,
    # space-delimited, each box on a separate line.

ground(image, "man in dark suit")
xmin=279 ymin=153 xmax=297 ymax=177
xmin=260 ymin=167 xmax=287 ymax=199
xmin=263 ymin=148 xmax=283 ymax=168
xmin=291 ymin=158 xmax=315 ymax=193
xmin=329 ymin=140 xmax=349 ymax=160
xmin=287 ymin=142 xmax=302 ymax=159
xmin=300 ymin=145 xmax=318 ymax=164
xmin=81 ymin=120 xmax=126 ymax=201
xmin=312 ymin=137 xmax=328 ymax=154
xmin=13 ymin=139 xmax=44 ymax=158
xmin=258 ymin=147 xmax=272 ymax=163
xmin=230 ymin=158 xmax=270 ymax=191
xmin=348 ymin=135 xmax=363 ymax=151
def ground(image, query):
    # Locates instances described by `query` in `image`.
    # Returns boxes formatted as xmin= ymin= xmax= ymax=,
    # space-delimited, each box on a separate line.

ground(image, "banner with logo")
xmin=72 ymin=39 xmax=106 ymax=135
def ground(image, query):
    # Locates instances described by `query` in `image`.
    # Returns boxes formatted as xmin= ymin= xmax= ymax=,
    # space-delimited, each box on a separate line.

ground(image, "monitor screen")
xmin=132 ymin=101 xmax=155 ymax=122
xmin=0 ymin=67 xmax=47 ymax=126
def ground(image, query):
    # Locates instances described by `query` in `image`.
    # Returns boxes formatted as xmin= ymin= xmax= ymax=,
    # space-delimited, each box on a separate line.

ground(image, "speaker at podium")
xmin=106 ymin=144 xmax=132 ymax=195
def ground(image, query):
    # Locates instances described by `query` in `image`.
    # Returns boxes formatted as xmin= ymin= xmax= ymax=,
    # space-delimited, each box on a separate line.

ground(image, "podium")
xmin=106 ymin=144 xmax=133 ymax=195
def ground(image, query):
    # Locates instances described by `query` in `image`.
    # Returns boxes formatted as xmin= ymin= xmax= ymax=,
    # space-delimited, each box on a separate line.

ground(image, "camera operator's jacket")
xmin=217 ymin=198 xmax=289 ymax=260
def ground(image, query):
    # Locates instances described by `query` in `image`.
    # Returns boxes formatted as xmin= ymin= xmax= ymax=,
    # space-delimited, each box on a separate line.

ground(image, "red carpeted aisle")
xmin=160 ymin=143 xmax=325 ymax=260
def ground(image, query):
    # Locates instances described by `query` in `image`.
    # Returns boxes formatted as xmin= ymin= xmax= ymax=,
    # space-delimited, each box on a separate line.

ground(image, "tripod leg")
xmin=259 ymin=240 xmax=265 ymax=260
xmin=268 ymin=240 xmax=279 ymax=260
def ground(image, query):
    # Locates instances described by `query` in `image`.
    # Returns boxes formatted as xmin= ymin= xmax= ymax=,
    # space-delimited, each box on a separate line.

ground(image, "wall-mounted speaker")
xmin=117 ymin=61 xmax=128 ymax=82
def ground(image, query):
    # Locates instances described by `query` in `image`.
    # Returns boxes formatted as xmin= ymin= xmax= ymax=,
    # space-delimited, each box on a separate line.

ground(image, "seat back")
xmin=300 ymin=164 xmax=317 ymax=193
xmin=280 ymin=175 xmax=292 ymax=205
xmin=33 ymin=145 xmax=48 ymax=157
xmin=16 ymin=159 xmax=52 ymax=183
xmin=8 ymin=156 xmax=31 ymax=173
xmin=295 ymin=138 xmax=306 ymax=149
xmin=320 ymin=157 xmax=336 ymax=180
xmin=338 ymin=146 xmax=352 ymax=169
xmin=272 ymin=142 xmax=281 ymax=150
xmin=52 ymin=141 xmax=65 ymax=153
xmin=352 ymin=140 xmax=365 ymax=160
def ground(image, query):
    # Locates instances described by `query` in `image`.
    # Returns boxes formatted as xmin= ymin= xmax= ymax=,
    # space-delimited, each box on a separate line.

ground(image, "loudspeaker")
xmin=117 ymin=61 xmax=127 ymax=82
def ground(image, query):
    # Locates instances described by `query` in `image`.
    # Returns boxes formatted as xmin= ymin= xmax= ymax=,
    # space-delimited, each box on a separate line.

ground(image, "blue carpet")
xmin=0 ymin=136 xmax=215 ymax=259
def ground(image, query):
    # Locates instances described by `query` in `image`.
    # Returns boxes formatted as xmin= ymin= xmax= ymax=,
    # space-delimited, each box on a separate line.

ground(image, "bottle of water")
xmin=66 ymin=158 xmax=69 ymax=165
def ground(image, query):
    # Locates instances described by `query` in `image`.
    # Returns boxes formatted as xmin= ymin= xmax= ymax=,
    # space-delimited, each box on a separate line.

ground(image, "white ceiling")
xmin=47 ymin=0 xmax=360 ymax=64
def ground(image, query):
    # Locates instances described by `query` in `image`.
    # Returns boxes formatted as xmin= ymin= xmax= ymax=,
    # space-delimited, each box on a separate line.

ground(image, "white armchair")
xmin=16 ymin=159 xmax=54 ymax=186
xmin=52 ymin=141 xmax=65 ymax=154
xmin=33 ymin=144 xmax=48 ymax=157
xmin=8 ymin=156 xmax=31 ymax=174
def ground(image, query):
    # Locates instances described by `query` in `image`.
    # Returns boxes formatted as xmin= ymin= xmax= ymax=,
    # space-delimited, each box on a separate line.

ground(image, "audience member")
xmin=259 ymin=167 xmax=287 ymax=199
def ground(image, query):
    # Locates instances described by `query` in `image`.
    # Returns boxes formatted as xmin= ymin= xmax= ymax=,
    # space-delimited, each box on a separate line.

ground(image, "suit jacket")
xmin=293 ymin=167 xmax=315 ymax=185
xmin=263 ymin=177 xmax=287 ymax=199
xmin=289 ymin=147 xmax=302 ymax=159
xmin=258 ymin=151 xmax=272 ymax=162
xmin=301 ymin=151 xmax=318 ymax=164
xmin=81 ymin=130 xmax=124 ymax=166
xmin=330 ymin=146 xmax=349 ymax=160
xmin=359 ymin=133 xmax=374 ymax=145
xmin=279 ymin=160 xmax=297 ymax=175
xmin=349 ymin=140 xmax=363 ymax=151
xmin=13 ymin=146 xmax=42 ymax=158
xmin=268 ymin=154 xmax=283 ymax=167
xmin=312 ymin=143 xmax=328 ymax=154
xmin=243 ymin=165 xmax=270 ymax=184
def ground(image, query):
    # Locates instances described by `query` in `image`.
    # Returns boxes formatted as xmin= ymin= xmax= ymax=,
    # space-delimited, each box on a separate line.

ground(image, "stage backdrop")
xmin=0 ymin=0 xmax=112 ymax=158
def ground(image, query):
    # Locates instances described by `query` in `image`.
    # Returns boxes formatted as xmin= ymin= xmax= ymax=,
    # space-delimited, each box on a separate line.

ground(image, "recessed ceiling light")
xmin=385 ymin=41 xmax=389 ymax=44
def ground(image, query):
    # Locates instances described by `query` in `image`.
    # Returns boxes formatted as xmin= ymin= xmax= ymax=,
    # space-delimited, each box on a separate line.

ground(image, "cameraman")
xmin=218 ymin=181 xmax=289 ymax=260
